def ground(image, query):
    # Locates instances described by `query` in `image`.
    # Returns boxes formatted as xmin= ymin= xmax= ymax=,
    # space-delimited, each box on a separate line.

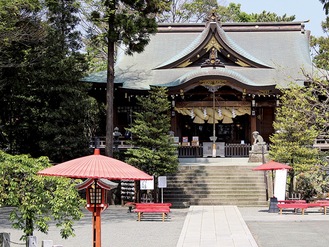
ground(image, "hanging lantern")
xmin=190 ymin=108 xmax=195 ymax=119
xmin=218 ymin=107 xmax=222 ymax=117
xmin=232 ymin=107 xmax=236 ymax=118
xmin=76 ymin=178 xmax=118 ymax=247
xmin=89 ymin=184 xmax=102 ymax=204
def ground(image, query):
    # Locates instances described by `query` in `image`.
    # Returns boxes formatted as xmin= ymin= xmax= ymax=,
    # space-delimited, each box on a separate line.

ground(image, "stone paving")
xmin=177 ymin=206 xmax=257 ymax=247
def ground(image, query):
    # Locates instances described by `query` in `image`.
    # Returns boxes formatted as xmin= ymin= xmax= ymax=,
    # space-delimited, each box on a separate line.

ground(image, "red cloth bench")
xmin=134 ymin=203 xmax=172 ymax=207
xmin=133 ymin=203 xmax=172 ymax=222
xmin=305 ymin=202 xmax=329 ymax=215
xmin=278 ymin=200 xmax=306 ymax=204
xmin=277 ymin=203 xmax=308 ymax=215
xmin=277 ymin=201 xmax=329 ymax=215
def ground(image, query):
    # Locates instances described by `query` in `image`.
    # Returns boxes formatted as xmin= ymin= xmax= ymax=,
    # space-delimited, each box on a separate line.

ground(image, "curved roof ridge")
xmin=155 ymin=67 xmax=275 ymax=88
xmin=156 ymin=21 xmax=271 ymax=69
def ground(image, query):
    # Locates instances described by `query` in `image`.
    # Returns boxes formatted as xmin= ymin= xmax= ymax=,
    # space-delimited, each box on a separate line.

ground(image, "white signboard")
xmin=203 ymin=142 xmax=225 ymax=157
xmin=140 ymin=177 xmax=154 ymax=190
xmin=274 ymin=169 xmax=288 ymax=201
xmin=158 ymin=176 xmax=167 ymax=188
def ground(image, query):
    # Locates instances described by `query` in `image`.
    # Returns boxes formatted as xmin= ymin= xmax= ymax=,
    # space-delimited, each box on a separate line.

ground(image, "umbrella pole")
xmin=93 ymin=179 xmax=101 ymax=247
xmin=272 ymin=170 xmax=274 ymax=198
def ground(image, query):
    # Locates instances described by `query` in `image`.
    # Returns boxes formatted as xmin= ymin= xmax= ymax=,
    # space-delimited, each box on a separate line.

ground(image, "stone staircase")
xmin=163 ymin=158 xmax=268 ymax=208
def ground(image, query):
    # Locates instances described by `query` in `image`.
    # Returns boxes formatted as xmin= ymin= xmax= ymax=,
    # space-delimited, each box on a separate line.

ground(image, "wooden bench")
xmin=277 ymin=201 xmax=329 ymax=215
xmin=278 ymin=200 xmax=306 ymax=204
xmin=277 ymin=203 xmax=308 ymax=215
xmin=134 ymin=203 xmax=172 ymax=207
xmin=125 ymin=202 xmax=172 ymax=211
xmin=133 ymin=203 xmax=172 ymax=222
xmin=305 ymin=202 xmax=329 ymax=215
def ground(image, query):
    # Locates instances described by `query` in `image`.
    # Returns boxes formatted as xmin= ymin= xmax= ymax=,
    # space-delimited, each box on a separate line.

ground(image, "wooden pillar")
xmin=170 ymin=111 xmax=178 ymax=135
xmin=250 ymin=114 xmax=257 ymax=141
xmin=93 ymin=208 xmax=102 ymax=247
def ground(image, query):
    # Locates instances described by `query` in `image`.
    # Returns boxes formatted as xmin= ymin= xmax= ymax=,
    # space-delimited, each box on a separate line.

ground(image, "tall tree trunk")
xmin=105 ymin=2 xmax=116 ymax=157
xmin=288 ymin=169 xmax=295 ymax=198
xmin=105 ymin=41 xmax=114 ymax=157
xmin=25 ymin=215 xmax=34 ymax=237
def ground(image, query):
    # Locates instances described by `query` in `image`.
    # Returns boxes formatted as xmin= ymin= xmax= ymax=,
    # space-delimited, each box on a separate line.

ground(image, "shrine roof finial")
xmin=205 ymin=9 xmax=220 ymax=23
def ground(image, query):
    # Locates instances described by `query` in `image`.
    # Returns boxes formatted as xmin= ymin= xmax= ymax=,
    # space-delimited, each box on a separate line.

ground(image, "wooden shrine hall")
xmin=84 ymin=13 xmax=317 ymax=158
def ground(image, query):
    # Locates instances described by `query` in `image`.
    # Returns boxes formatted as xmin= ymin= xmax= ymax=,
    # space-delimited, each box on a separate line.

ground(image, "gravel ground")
xmin=240 ymin=206 xmax=329 ymax=247
xmin=0 ymin=206 xmax=188 ymax=247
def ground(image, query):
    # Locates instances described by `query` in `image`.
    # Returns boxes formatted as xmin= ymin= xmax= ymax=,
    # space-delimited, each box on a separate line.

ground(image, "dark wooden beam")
xmin=176 ymin=101 xmax=251 ymax=107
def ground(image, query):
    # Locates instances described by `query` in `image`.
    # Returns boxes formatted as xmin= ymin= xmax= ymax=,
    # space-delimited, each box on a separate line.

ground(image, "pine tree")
xmin=269 ymin=84 xmax=320 ymax=196
xmin=125 ymin=86 xmax=178 ymax=177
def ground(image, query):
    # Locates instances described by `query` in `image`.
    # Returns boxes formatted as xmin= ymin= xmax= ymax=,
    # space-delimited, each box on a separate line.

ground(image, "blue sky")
xmin=229 ymin=0 xmax=327 ymax=37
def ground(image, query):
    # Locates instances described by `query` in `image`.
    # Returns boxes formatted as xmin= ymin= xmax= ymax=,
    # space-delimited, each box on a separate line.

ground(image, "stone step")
xmin=164 ymin=193 xmax=266 ymax=199
xmin=169 ymin=199 xmax=268 ymax=207
xmin=164 ymin=188 xmax=266 ymax=193
xmin=168 ymin=178 xmax=265 ymax=183
xmin=163 ymin=163 xmax=268 ymax=208
xmin=175 ymin=169 xmax=261 ymax=174
xmin=164 ymin=193 xmax=266 ymax=198
xmin=167 ymin=180 xmax=264 ymax=185
xmin=167 ymin=175 xmax=264 ymax=181
xmin=165 ymin=184 xmax=267 ymax=189
xmin=172 ymin=172 xmax=262 ymax=175
xmin=178 ymin=157 xmax=252 ymax=164
xmin=170 ymin=202 xmax=268 ymax=207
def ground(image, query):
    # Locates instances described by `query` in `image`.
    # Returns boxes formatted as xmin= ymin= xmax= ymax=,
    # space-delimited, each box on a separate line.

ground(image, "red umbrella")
xmin=252 ymin=161 xmax=292 ymax=171
xmin=38 ymin=149 xmax=152 ymax=247
xmin=252 ymin=160 xmax=292 ymax=197
xmin=38 ymin=149 xmax=153 ymax=180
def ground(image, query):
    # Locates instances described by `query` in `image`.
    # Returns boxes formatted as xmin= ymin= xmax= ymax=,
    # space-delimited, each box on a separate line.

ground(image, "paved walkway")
xmin=177 ymin=206 xmax=258 ymax=247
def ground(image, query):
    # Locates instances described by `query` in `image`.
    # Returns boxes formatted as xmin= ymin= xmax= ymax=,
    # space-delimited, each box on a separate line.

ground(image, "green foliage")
xmin=83 ymin=0 xmax=170 ymax=72
xmin=302 ymin=76 xmax=329 ymax=134
xmin=157 ymin=1 xmax=295 ymax=23
xmin=295 ymin=172 xmax=318 ymax=200
xmin=296 ymin=157 xmax=329 ymax=199
xmin=158 ymin=0 xmax=218 ymax=23
xmin=0 ymin=151 xmax=85 ymax=240
xmin=0 ymin=0 xmax=45 ymax=68
xmin=221 ymin=3 xmax=295 ymax=22
xmin=0 ymin=0 xmax=101 ymax=162
xmin=270 ymin=84 xmax=320 ymax=173
xmin=270 ymin=80 xmax=329 ymax=196
xmin=320 ymin=0 xmax=329 ymax=15
xmin=311 ymin=16 xmax=329 ymax=68
xmin=125 ymin=86 xmax=178 ymax=176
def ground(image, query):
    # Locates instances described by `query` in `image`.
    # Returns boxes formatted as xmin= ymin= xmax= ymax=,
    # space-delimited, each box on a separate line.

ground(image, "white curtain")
xmin=174 ymin=106 xmax=251 ymax=124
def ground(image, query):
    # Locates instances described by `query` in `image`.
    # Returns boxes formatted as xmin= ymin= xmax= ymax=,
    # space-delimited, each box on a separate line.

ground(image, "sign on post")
xmin=158 ymin=176 xmax=167 ymax=188
xmin=28 ymin=236 xmax=37 ymax=247
xmin=140 ymin=177 xmax=154 ymax=190
xmin=158 ymin=176 xmax=167 ymax=203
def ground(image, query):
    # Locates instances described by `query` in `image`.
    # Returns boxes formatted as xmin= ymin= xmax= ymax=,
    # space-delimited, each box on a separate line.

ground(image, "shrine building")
xmin=84 ymin=14 xmax=316 ymax=158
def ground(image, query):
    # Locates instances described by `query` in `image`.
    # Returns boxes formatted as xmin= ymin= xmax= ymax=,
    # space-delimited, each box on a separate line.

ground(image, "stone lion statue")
xmin=252 ymin=131 xmax=265 ymax=145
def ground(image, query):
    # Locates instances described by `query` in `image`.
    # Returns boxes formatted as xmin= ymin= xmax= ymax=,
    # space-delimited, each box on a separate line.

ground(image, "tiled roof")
xmin=83 ymin=21 xmax=317 ymax=91
xmin=81 ymin=70 xmax=107 ymax=83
